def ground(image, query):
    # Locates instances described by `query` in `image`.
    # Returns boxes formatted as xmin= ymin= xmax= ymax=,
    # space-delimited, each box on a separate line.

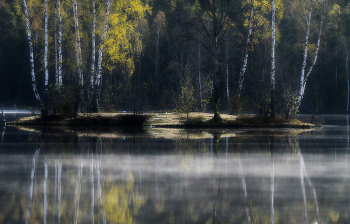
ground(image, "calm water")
xmin=0 ymin=115 xmax=350 ymax=223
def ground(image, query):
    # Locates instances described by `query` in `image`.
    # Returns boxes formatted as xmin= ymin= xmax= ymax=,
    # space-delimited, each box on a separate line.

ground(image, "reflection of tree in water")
xmin=3 ymin=127 xmax=350 ymax=223
xmin=102 ymin=172 xmax=145 ymax=224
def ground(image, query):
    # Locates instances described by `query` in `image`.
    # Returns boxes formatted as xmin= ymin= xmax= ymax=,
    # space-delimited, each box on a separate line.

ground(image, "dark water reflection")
xmin=1 ymin=115 xmax=350 ymax=223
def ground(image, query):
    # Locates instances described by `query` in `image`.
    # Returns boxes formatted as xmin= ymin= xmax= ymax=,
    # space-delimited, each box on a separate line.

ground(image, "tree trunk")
xmin=295 ymin=0 xmax=327 ymax=113
xmin=58 ymin=0 xmax=63 ymax=89
xmin=44 ymin=0 xmax=49 ymax=95
xmin=72 ymin=0 xmax=83 ymax=105
xmin=90 ymin=0 xmax=96 ymax=112
xmin=226 ymin=31 xmax=229 ymax=106
xmin=270 ymin=0 xmax=276 ymax=120
xmin=23 ymin=0 xmax=43 ymax=113
xmin=54 ymin=0 xmax=58 ymax=88
xmin=198 ymin=42 xmax=203 ymax=109
xmin=235 ymin=0 xmax=254 ymax=112
xmin=93 ymin=0 xmax=111 ymax=112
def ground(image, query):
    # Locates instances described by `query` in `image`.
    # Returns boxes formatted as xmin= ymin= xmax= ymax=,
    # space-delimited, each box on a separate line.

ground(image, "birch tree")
xmin=44 ymin=0 xmax=48 ymax=96
xmin=90 ymin=0 xmax=96 ymax=101
xmin=236 ymin=0 xmax=254 ymax=110
xmin=91 ymin=0 xmax=111 ymax=112
xmin=72 ymin=0 xmax=83 ymax=104
xmin=23 ymin=0 xmax=43 ymax=113
xmin=270 ymin=0 xmax=276 ymax=119
xmin=57 ymin=0 xmax=63 ymax=89
xmin=293 ymin=0 xmax=339 ymax=113
xmin=93 ymin=0 xmax=151 ymax=111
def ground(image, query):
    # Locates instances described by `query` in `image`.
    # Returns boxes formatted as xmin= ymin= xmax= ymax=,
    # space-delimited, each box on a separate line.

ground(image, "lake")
xmin=0 ymin=115 xmax=349 ymax=223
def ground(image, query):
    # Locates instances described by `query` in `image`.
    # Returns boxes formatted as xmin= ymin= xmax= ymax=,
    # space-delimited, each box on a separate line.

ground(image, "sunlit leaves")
xmin=103 ymin=0 xmax=151 ymax=75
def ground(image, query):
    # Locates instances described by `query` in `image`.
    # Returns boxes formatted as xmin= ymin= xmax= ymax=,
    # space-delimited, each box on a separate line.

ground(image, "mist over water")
xmin=0 ymin=115 xmax=350 ymax=223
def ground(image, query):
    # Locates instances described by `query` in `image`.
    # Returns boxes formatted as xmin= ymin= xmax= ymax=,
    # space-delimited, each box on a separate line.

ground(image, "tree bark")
xmin=295 ymin=0 xmax=325 ymax=113
xmin=236 ymin=0 xmax=254 ymax=107
xmin=54 ymin=0 xmax=58 ymax=88
xmin=58 ymin=0 xmax=63 ymax=89
xmin=90 ymin=0 xmax=96 ymax=111
xmin=270 ymin=0 xmax=276 ymax=120
xmin=44 ymin=0 xmax=49 ymax=95
xmin=93 ymin=0 xmax=111 ymax=112
xmin=72 ymin=0 xmax=83 ymax=104
xmin=23 ymin=0 xmax=43 ymax=113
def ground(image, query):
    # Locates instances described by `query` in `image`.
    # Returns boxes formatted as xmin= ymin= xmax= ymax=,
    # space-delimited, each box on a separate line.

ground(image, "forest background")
xmin=0 ymin=0 xmax=349 ymax=117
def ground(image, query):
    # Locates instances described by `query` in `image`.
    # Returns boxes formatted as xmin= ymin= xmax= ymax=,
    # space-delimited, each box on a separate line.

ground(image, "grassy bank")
xmin=9 ymin=112 xmax=320 ymax=129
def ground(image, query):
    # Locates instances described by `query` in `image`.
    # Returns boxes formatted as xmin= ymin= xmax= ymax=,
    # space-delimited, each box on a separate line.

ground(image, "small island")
xmin=10 ymin=112 xmax=320 ymax=129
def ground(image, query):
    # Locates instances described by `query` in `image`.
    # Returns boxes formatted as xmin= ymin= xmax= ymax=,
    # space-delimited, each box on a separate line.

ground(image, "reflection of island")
xmin=2 ymin=124 xmax=348 ymax=224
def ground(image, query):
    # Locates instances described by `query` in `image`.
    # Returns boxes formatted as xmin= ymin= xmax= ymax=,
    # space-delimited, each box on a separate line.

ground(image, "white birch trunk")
xmin=44 ymin=0 xmax=49 ymax=94
xmin=90 ymin=0 xmax=96 ymax=90
xmin=237 ymin=0 xmax=254 ymax=97
xmin=72 ymin=0 xmax=83 ymax=96
xmin=270 ymin=0 xmax=276 ymax=118
xmin=271 ymin=0 xmax=276 ymax=90
xmin=295 ymin=0 xmax=327 ymax=112
xmin=95 ymin=0 xmax=111 ymax=99
xmin=58 ymin=0 xmax=63 ymax=89
xmin=23 ymin=0 xmax=43 ymax=112
xmin=55 ymin=1 xmax=58 ymax=88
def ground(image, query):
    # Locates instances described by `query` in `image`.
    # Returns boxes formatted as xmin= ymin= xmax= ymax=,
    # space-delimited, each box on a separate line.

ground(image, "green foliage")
xmin=175 ymin=70 xmax=197 ymax=117
xmin=45 ymin=84 xmax=79 ymax=118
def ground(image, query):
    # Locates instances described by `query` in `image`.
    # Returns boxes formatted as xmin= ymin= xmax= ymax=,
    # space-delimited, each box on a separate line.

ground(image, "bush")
xmin=182 ymin=115 xmax=205 ymax=126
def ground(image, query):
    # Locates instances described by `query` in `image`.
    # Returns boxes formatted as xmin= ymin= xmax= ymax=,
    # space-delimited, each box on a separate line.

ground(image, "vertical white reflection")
xmin=25 ymin=144 xmax=41 ymax=224
xmin=74 ymin=161 xmax=83 ymax=224
xmin=96 ymin=163 xmax=106 ymax=224
xmin=226 ymin=137 xmax=228 ymax=194
xmin=301 ymin=151 xmax=320 ymax=223
xmin=44 ymin=161 xmax=48 ymax=224
xmin=91 ymin=156 xmax=94 ymax=224
xmin=298 ymin=150 xmax=308 ymax=224
xmin=270 ymin=163 xmax=274 ymax=224
xmin=347 ymin=116 xmax=349 ymax=163
xmin=54 ymin=161 xmax=57 ymax=224
xmin=57 ymin=161 xmax=62 ymax=224
xmin=238 ymin=154 xmax=251 ymax=224
xmin=1 ymin=125 xmax=5 ymax=144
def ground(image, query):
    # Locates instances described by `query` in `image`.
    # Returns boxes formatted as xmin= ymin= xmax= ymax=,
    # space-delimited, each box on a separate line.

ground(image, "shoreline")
xmin=7 ymin=112 xmax=320 ymax=129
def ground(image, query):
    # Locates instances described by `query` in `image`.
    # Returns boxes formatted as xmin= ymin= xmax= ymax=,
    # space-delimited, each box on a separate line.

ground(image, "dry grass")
xmin=11 ymin=112 xmax=317 ymax=129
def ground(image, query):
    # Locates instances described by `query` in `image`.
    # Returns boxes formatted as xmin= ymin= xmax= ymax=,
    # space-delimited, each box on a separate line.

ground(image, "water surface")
xmin=0 ymin=115 xmax=349 ymax=223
